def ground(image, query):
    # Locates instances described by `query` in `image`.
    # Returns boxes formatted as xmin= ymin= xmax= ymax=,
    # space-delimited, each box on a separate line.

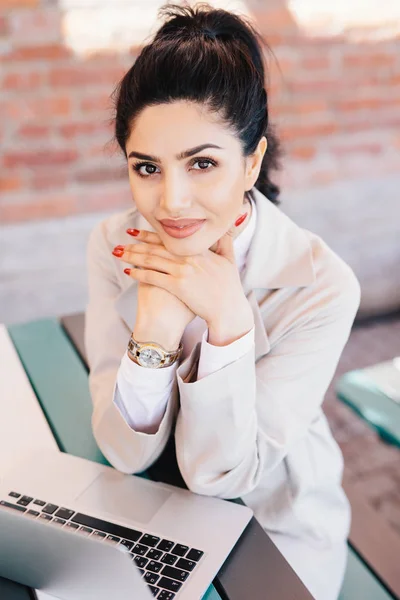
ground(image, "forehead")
xmin=126 ymin=100 xmax=238 ymax=151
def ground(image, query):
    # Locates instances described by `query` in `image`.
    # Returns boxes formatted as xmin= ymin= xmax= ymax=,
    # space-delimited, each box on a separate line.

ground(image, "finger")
xmin=215 ymin=226 xmax=235 ymax=261
xmin=122 ymin=251 xmax=180 ymax=276
xmin=124 ymin=266 xmax=173 ymax=291
xmin=122 ymin=243 xmax=173 ymax=258
xmin=126 ymin=229 xmax=163 ymax=245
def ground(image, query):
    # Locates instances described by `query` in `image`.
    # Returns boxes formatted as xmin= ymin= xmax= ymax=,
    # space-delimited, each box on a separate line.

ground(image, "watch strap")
xmin=127 ymin=335 xmax=183 ymax=368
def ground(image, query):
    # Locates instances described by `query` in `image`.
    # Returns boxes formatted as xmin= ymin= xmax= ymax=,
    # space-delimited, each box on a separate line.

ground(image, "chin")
xmin=163 ymin=233 xmax=217 ymax=256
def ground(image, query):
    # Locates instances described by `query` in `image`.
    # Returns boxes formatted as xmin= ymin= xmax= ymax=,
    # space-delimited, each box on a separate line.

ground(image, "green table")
xmin=2 ymin=316 xmax=399 ymax=599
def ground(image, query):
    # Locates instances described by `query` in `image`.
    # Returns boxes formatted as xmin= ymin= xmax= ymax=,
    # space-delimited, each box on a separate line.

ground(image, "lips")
xmin=159 ymin=218 xmax=205 ymax=228
xmin=161 ymin=220 xmax=205 ymax=238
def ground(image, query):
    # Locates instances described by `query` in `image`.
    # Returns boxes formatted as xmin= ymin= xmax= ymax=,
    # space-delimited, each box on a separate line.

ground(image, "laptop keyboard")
xmin=1 ymin=491 xmax=205 ymax=598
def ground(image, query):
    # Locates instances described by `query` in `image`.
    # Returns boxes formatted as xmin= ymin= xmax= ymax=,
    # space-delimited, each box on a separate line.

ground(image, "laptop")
xmin=0 ymin=326 xmax=253 ymax=599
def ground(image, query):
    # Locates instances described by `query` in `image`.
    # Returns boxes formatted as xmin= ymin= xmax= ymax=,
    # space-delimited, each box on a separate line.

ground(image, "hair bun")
xmin=201 ymin=28 xmax=216 ymax=40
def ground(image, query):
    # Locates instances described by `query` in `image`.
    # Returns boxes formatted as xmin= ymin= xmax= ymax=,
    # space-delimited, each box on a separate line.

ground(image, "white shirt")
xmin=114 ymin=195 xmax=258 ymax=433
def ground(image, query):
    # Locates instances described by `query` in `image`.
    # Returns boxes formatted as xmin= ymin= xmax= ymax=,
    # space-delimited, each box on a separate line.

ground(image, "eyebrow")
xmin=128 ymin=143 xmax=224 ymax=162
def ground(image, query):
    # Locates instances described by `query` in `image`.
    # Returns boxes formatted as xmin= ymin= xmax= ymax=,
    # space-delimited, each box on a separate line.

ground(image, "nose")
xmin=160 ymin=172 xmax=192 ymax=216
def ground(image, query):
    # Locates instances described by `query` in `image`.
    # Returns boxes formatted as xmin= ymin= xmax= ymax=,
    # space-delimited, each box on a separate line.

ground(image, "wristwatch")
xmin=127 ymin=334 xmax=183 ymax=368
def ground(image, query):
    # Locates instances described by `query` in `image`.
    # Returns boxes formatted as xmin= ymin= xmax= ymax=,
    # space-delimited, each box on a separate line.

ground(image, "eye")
xmin=191 ymin=157 xmax=217 ymax=171
xmin=132 ymin=162 xmax=160 ymax=177
xmin=131 ymin=156 xmax=217 ymax=178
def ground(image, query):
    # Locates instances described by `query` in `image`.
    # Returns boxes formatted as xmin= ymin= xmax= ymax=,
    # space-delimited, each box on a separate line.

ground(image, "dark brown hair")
xmin=112 ymin=2 xmax=284 ymax=204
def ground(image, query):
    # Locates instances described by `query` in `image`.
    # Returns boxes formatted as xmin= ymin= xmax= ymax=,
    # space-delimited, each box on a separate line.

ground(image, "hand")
xmin=112 ymin=223 xmax=253 ymax=336
xmin=112 ymin=232 xmax=196 ymax=349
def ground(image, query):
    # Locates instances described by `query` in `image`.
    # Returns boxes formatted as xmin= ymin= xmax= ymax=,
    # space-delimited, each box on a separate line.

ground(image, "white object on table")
xmin=0 ymin=324 xmax=59 ymax=482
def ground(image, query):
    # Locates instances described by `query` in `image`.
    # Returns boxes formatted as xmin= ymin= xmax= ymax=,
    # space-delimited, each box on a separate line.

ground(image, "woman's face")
xmin=125 ymin=100 xmax=267 ymax=255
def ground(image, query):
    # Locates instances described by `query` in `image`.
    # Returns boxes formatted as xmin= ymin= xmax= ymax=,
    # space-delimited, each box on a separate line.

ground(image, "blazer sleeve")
xmin=198 ymin=326 xmax=255 ymax=380
xmin=113 ymin=325 xmax=254 ymax=432
xmin=173 ymin=271 xmax=361 ymax=499
xmin=84 ymin=219 xmax=180 ymax=474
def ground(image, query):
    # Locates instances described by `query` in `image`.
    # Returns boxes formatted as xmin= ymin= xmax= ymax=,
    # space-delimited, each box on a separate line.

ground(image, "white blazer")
xmin=84 ymin=186 xmax=361 ymax=555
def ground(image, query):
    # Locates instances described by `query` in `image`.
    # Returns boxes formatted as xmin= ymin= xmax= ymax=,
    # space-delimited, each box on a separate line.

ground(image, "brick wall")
xmin=1 ymin=0 xmax=400 ymax=317
xmin=1 ymin=0 xmax=399 ymax=224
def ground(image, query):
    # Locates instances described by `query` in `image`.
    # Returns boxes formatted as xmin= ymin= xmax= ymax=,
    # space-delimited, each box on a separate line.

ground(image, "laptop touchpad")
xmin=75 ymin=470 xmax=172 ymax=525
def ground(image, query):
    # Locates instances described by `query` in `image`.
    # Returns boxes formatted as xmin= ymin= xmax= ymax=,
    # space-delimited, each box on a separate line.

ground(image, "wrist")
xmin=132 ymin=324 xmax=182 ymax=353
xmin=208 ymin=305 xmax=254 ymax=347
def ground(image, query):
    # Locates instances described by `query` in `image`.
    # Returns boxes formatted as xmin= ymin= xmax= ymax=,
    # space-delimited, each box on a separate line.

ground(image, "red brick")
xmin=335 ymin=98 xmax=396 ymax=111
xmin=17 ymin=124 xmax=52 ymax=138
xmin=330 ymin=143 xmax=384 ymax=156
xmin=10 ymin=96 xmax=71 ymax=120
xmin=0 ymin=96 xmax=71 ymax=120
xmin=9 ymin=8 xmax=61 ymax=44
xmin=253 ymin=7 xmax=298 ymax=34
xmin=80 ymin=93 xmax=113 ymax=113
xmin=393 ymin=134 xmax=400 ymax=150
xmin=276 ymin=100 xmax=329 ymax=116
xmin=75 ymin=166 xmax=125 ymax=184
xmin=58 ymin=121 xmax=113 ymax=139
xmin=343 ymin=53 xmax=396 ymax=69
xmin=49 ymin=66 xmax=126 ymax=87
xmin=30 ymin=171 xmax=69 ymax=191
xmin=2 ymin=71 xmax=44 ymax=90
xmin=268 ymin=57 xmax=296 ymax=78
xmin=86 ymin=140 xmax=119 ymax=159
xmin=300 ymin=57 xmax=331 ymax=70
xmin=288 ymin=78 xmax=342 ymax=95
xmin=343 ymin=114 xmax=400 ymax=133
xmin=3 ymin=149 xmax=79 ymax=169
xmin=288 ymin=146 xmax=316 ymax=160
xmin=309 ymin=170 xmax=338 ymax=185
xmin=281 ymin=122 xmax=338 ymax=142
xmin=1 ymin=0 xmax=39 ymax=6
xmin=0 ymin=15 xmax=8 ymax=36
xmin=0 ymin=176 xmax=22 ymax=192
xmin=7 ymin=43 xmax=71 ymax=61
xmin=0 ymin=197 xmax=77 ymax=223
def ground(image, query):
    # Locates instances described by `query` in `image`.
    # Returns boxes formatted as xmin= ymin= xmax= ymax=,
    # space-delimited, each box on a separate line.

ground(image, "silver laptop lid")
xmin=0 ymin=506 xmax=153 ymax=600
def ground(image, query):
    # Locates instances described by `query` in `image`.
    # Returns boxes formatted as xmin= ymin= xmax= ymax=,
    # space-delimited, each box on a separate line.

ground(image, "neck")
xmin=233 ymin=196 xmax=252 ymax=241
xmin=209 ymin=196 xmax=252 ymax=253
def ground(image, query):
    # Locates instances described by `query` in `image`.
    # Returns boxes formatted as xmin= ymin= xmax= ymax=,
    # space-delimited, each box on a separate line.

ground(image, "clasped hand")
xmin=112 ymin=226 xmax=253 ymax=332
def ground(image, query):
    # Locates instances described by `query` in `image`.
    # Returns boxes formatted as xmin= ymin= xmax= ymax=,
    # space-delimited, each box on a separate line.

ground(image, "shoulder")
xmin=304 ymin=228 xmax=361 ymax=320
xmin=86 ymin=207 xmax=141 ymax=291
xmin=87 ymin=206 xmax=139 ymax=253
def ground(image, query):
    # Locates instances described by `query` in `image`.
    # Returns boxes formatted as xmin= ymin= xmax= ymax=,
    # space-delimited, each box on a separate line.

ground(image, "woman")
xmin=84 ymin=4 xmax=361 ymax=599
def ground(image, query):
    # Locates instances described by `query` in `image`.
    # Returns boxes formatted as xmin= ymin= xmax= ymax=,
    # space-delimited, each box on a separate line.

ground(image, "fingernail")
xmin=127 ymin=228 xmax=140 ymax=236
xmin=124 ymin=268 xmax=131 ymax=275
xmin=112 ymin=245 xmax=124 ymax=257
xmin=235 ymin=213 xmax=247 ymax=227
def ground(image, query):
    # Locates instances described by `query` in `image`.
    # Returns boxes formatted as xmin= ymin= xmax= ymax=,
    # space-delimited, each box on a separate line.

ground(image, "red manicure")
xmin=124 ymin=268 xmax=131 ymax=275
xmin=235 ymin=213 xmax=247 ymax=227
xmin=126 ymin=228 xmax=140 ymax=236
xmin=112 ymin=245 xmax=124 ymax=257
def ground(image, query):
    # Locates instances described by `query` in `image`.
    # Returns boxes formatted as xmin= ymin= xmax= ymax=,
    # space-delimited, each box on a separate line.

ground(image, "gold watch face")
xmin=137 ymin=346 xmax=163 ymax=368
